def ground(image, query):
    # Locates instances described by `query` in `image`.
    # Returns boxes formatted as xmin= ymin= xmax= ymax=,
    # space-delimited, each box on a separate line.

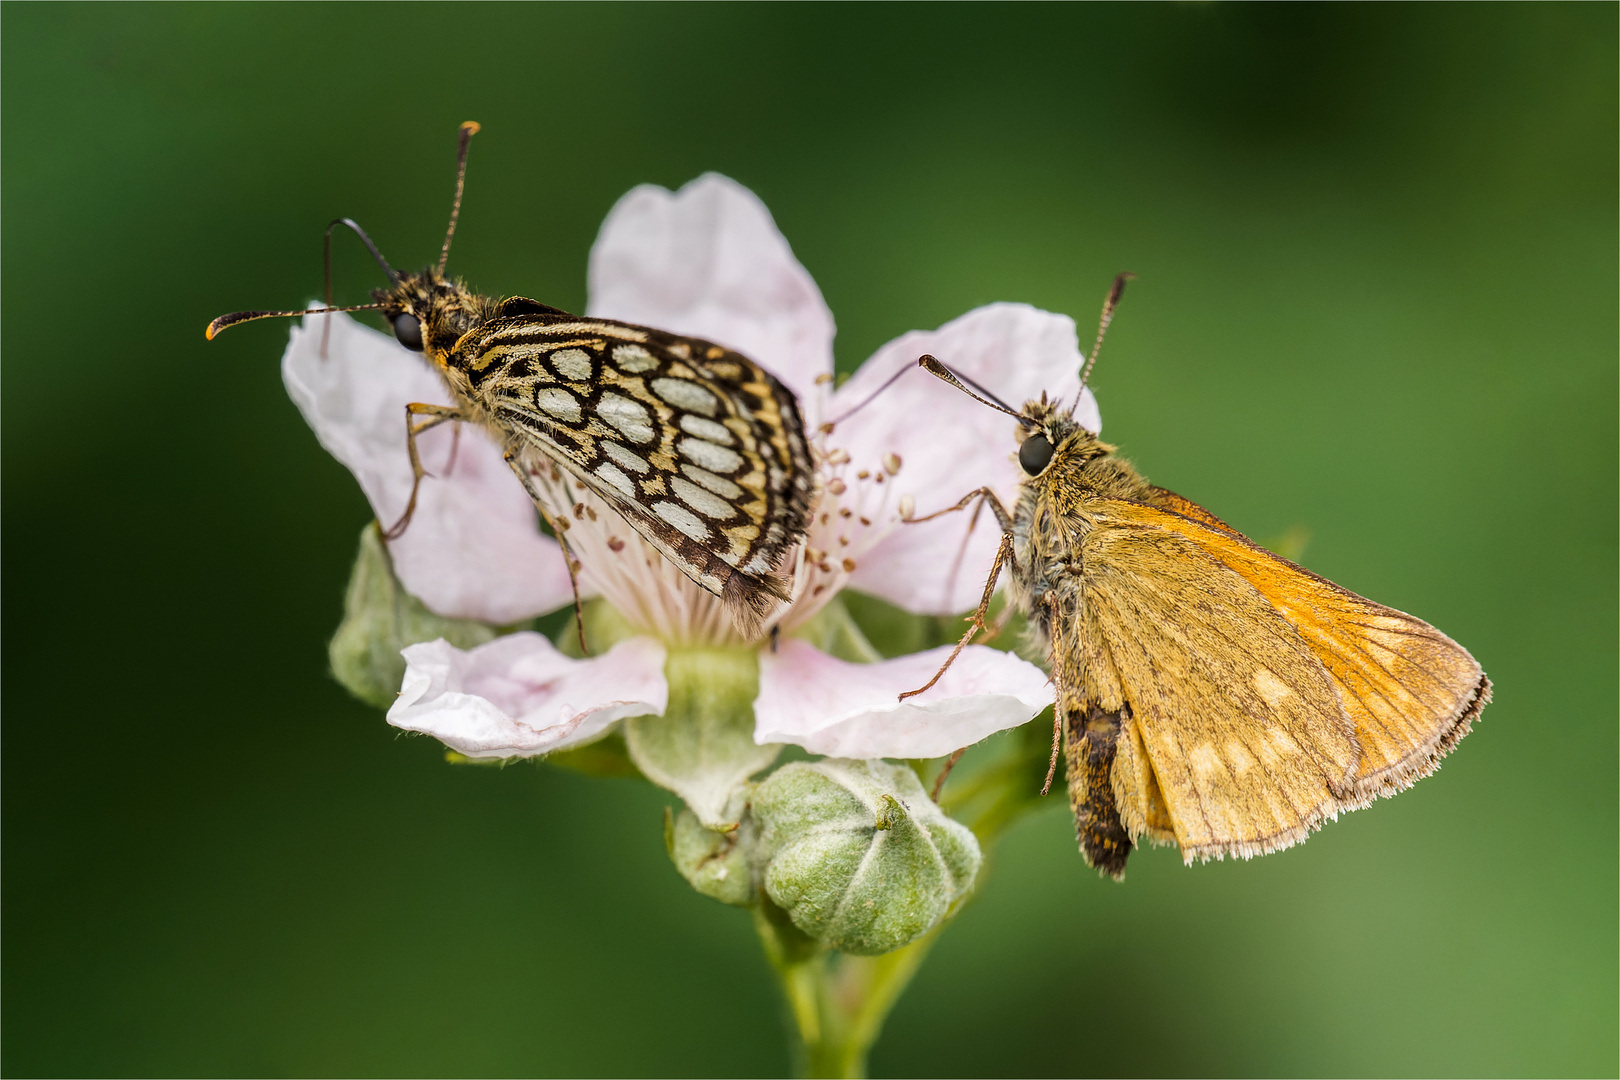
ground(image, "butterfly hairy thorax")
xmin=206 ymin=122 xmax=814 ymax=637
xmin=909 ymin=275 xmax=1490 ymax=879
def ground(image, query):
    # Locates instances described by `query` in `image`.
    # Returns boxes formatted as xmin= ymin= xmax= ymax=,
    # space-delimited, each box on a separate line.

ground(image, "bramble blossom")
xmin=283 ymin=174 xmax=1101 ymax=772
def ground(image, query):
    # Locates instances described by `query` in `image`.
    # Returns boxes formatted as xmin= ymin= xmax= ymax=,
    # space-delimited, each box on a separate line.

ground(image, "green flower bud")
xmin=665 ymin=801 xmax=758 ymax=907
xmin=752 ymin=759 xmax=981 ymax=956
xmin=328 ymin=524 xmax=500 ymax=708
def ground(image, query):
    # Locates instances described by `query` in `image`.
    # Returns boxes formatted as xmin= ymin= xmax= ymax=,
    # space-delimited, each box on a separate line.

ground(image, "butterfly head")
xmin=374 ymin=270 xmax=494 ymax=362
xmin=1021 ymin=270 xmax=1133 ymax=477
xmin=914 ymin=273 xmax=1130 ymax=479
xmin=1013 ymin=395 xmax=1108 ymax=479
xmin=914 ymin=356 xmax=1108 ymax=482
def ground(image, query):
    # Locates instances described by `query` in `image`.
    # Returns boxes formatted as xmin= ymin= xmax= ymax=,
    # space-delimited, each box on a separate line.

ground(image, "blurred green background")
xmin=4 ymin=4 xmax=1615 ymax=1076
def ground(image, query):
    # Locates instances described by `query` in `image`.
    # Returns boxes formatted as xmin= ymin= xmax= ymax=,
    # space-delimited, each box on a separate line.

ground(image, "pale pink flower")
xmin=282 ymin=175 xmax=1100 ymax=763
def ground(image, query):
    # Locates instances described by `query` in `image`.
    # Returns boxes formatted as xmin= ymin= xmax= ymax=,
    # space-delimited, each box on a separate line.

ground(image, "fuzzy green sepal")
xmin=625 ymin=647 xmax=780 ymax=828
xmin=328 ymin=523 xmax=502 ymax=708
xmin=665 ymin=800 xmax=759 ymax=907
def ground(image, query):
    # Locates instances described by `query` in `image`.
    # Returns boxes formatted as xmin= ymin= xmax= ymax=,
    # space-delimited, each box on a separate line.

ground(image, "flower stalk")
xmin=757 ymin=898 xmax=943 ymax=1080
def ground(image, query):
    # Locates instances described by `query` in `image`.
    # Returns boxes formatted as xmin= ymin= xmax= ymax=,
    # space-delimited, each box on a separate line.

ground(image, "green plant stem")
xmin=755 ymin=901 xmax=942 ymax=1079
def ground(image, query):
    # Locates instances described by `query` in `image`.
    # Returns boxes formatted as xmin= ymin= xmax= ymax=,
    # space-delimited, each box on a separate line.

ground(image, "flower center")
xmin=776 ymin=439 xmax=910 ymax=633
xmin=507 ymin=431 xmax=912 ymax=649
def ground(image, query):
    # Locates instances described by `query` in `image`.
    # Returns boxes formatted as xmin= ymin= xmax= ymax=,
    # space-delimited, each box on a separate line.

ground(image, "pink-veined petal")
xmin=586 ymin=173 xmax=835 ymax=410
xmin=831 ymin=303 xmax=1100 ymax=615
xmin=754 ymin=639 xmax=1051 ymax=759
xmin=388 ymin=633 xmax=668 ymax=759
xmin=282 ymin=310 xmax=578 ymax=624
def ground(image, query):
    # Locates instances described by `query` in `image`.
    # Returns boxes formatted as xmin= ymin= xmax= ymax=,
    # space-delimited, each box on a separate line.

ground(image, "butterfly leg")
xmin=943 ymin=496 xmax=1018 ymax=647
xmin=972 ymin=592 xmax=1017 ymax=647
xmin=1041 ymin=592 xmax=1067 ymax=796
xmin=901 ymin=488 xmax=1017 ymax=796
xmin=899 ymin=488 xmax=1016 ymax=699
xmin=910 ymin=485 xmax=1019 ymax=621
xmin=905 ymin=485 xmax=1015 ymax=534
xmin=502 ymin=449 xmax=590 ymax=656
xmin=899 ymin=527 xmax=1013 ymax=702
xmin=916 ymin=534 xmax=1011 ymax=799
xmin=443 ymin=421 xmax=463 ymax=478
xmin=929 ymin=747 xmax=967 ymax=803
xmin=382 ymin=403 xmax=467 ymax=541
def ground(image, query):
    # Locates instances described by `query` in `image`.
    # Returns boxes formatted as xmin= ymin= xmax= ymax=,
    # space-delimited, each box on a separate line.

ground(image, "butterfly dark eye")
xmin=1019 ymin=433 xmax=1054 ymax=475
xmin=393 ymin=313 xmax=424 ymax=351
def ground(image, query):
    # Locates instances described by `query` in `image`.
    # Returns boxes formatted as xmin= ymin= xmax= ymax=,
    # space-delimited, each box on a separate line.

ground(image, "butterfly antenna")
xmin=839 ymin=349 xmax=1030 ymax=427
xmin=827 ymin=362 xmax=911 ymax=427
xmin=325 ymin=217 xmax=399 ymax=306
xmin=206 ymin=303 xmax=384 ymax=340
xmin=322 ymin=217 xmax=399 ymax=356
xmin=436 ymin=121 xmax=481 ymax=276
xmin=1079 ymin=272 xmax=1134 ymax=391
xmin=917 ymin=355 xmax=1032 ymax=426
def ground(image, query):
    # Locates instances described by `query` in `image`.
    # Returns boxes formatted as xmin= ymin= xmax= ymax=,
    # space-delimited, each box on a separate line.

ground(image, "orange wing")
xmin=1073 ymin=508 xmax=1361 ymax=863
xmin=1146 ymin=486 xmax=1243 ymax=537
xmin=1120 ymin=496 xmax=1490 ymax=806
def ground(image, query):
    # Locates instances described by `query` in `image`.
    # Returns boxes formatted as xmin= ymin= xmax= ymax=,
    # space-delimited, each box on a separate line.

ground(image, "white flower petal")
xmin=755 ymin=639 xmax=1051 ymax=759
xmin=389 ymin=633 xmax=668 ymax=758
xmin=830 ymin=303 xmax=1099 ymax=615
xmin=587 ymin=173 xmax=835 ymax=409
xmin=282 ymin=310 xmax=578 ymax=624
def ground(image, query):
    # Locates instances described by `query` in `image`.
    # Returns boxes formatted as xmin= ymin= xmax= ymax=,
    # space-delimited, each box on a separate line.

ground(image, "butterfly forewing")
xmin=451 ymin=311 xmax=814 ymax=626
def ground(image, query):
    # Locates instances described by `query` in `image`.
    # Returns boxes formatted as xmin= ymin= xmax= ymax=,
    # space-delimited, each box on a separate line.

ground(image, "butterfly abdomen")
xmin=1065 ymin=701 xmax=1133 ymax=879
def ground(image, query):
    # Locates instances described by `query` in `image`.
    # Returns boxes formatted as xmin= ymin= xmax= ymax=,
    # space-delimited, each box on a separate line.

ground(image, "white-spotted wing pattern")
xmin=449 ymin=301 xmax=814 ymax=631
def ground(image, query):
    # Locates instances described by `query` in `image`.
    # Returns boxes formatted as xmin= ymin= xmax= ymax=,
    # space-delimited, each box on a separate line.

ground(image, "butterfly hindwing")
xmin=450 ymin=309 xmax=814 ymax=628
xmin=1070 ymin=497 xmax=1363 ymax=863
xmin=1071 ymin=496 xmax=1487 ymax=864
xmin=1129 ymin=496 xmax=1491 ymax=806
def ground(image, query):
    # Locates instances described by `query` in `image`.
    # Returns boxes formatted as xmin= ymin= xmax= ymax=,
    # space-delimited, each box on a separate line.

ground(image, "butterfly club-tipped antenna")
xmin=207 ymin=214 xmax=397 ymax=343
xmin=916 ymin=354 xmax=1032 ymax=426
xmin=205 ymin=301 xmax=384 ymax=341
xmin=207 ymin=122 xmax=483 ymax=346
xmin=325 ymin=217 xmax=400 ymax=306
xmin=437 ymin=120 xmax=481 ymax=276
xmin=1078 ymin=271 xmax=1135 ymax=393
xmin=207 ymin=207 xmax=400 ymax=348
xmin=319 ymin=217 xmax=401 ymax=355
